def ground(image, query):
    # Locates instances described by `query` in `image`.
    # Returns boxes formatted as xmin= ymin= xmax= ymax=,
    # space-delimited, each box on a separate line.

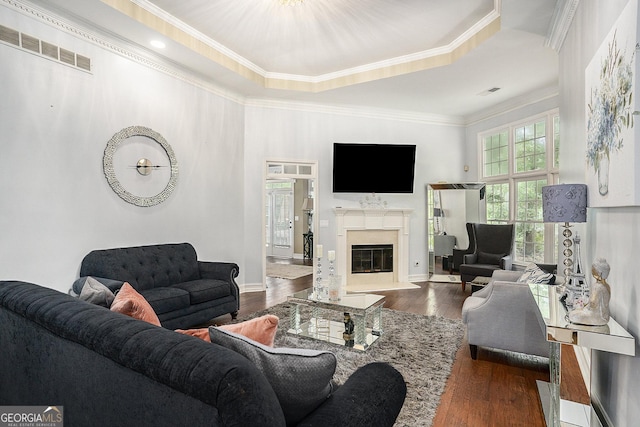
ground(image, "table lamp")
xmin=542 ymin=184 xmax=588 ymax=285
xmin=301 ymin=197 xmax=314 ymax=233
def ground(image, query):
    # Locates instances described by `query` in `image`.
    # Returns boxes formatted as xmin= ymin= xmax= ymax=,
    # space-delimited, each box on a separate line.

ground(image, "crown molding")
xmin=545 ymin=0 xmax=580 ymax=52
xmin=244 ymin=97 xmax=466 ymax=127
xmin=108 ymin=0 xmax=502 ymax=93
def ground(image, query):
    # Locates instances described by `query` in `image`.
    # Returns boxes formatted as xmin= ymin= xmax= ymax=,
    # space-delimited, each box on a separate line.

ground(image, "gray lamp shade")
xmin=301 ymin=198 xmax=314 ymax=211
xmin=542 ymin=184 xmax=587 ymax=223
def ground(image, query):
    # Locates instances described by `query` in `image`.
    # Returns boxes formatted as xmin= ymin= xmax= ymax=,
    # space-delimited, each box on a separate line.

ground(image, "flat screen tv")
xmin=332 ymin=143 xmax=417 ymax=193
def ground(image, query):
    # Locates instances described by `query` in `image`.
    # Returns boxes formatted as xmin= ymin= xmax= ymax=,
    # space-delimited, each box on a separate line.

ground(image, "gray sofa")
xmin=0 ymin=281 xmax=407 ymax=427
xmin=74 ymin=243 xmax=239 ymax=329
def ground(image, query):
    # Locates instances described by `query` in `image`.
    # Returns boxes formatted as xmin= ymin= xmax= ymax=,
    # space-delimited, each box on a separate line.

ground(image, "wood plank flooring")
xmin=212 ymin=258 xmax=589 ymax=427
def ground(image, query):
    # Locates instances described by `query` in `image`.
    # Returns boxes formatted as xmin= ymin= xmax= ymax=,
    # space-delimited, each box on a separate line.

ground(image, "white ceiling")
xmin=36 ymin=0 xmax=560 ymax=121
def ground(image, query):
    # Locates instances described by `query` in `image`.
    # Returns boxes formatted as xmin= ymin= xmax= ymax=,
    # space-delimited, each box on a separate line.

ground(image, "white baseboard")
xmin=409 ymin=273 xmax=430 ymax=282
xmin=239 ymin=282 xmax=265 ymax=293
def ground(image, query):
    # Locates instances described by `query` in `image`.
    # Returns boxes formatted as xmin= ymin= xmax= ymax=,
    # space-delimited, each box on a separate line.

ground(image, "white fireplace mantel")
xmin=334 ymin=208 xmax=413 ymax=286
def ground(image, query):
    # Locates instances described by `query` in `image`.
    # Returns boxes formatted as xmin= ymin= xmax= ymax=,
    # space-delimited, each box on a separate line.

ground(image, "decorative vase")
xmin=597 ymin=153 xmax=609 ymax=196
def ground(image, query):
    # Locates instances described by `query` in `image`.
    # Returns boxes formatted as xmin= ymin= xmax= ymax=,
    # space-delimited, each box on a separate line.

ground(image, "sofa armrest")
xmin=198 ymin=261 xmax=239 ymax=282
xmin=297 ymin=362 xmax=406 ymax=427
xmin=463 ymin=253 xmax=478 ymax=264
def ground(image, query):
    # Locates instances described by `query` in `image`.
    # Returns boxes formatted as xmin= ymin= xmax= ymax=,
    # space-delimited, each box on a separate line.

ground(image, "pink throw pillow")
xmin=110 ymin=282 xmax=161 ymax=327
xmin=175 ymin=328 xmax=211 ymax=342
xmin=219 ymin=315 xmax=279 ymax=347
xmin=175 ymin=315 xmax=280 ymax=347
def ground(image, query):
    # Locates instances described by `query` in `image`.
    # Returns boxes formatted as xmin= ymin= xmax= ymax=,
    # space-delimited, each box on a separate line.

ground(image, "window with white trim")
xmin=479 ymin=110 xmax=559 ymax=265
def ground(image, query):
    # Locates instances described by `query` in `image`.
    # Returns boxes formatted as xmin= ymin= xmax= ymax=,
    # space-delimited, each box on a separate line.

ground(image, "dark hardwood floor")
xmin=212 ymin=257 xmax=589 ymax=427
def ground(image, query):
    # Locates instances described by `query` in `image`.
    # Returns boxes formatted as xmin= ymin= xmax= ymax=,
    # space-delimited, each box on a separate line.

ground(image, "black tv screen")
xmin=332 ymin=143 xmax=417 ymax=193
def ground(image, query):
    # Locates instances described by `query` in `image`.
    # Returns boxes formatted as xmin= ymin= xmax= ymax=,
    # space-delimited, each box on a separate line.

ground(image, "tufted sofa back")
xmin=80 ymin=243 xmax=200 ymax=291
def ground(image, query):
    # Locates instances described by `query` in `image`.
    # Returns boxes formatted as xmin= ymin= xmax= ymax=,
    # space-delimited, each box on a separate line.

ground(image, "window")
xmin=480 ymin=110 xmax=559 ymax=265
xmin=485 ymin=182 xmax=509 ymax=224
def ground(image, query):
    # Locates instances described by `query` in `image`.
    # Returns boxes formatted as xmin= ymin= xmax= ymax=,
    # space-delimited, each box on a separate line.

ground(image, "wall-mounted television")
xmin=332 ymin=143 xmax=417 ymax=193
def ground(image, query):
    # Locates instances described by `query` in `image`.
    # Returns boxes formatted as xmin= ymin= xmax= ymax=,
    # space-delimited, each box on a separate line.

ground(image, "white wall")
xmin=0 ymin=5 xmax=245 ymax=292
xmin=560 ymin=1 xmax=640 ymax=425
xmin=243 ymin=105 xmax=467 ymax=284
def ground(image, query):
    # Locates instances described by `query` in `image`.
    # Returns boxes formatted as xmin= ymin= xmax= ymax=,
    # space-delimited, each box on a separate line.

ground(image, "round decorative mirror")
xmin=103 ymin=126 xmax=179 ymax=207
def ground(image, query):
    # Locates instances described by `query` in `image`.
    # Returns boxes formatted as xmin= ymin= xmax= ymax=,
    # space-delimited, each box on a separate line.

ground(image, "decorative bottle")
xmin=565 ymin=233 xmax=587 ymax=308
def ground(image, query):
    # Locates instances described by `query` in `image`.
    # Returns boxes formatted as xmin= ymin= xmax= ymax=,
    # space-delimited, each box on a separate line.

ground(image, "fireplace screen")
xmin=351 ymin=244 xmax=393 ymax=274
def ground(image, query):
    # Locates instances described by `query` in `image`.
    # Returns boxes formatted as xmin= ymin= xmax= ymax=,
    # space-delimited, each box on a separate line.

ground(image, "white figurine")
xmin=568 ymin=258 xmax=611 ymax=326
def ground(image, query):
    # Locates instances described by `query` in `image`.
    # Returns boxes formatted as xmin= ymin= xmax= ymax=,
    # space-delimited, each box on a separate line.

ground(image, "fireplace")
xmin=351 ymin=244 xmax=393 ymax=274
xmin=334 ymin=208 xmax=413 ymax=288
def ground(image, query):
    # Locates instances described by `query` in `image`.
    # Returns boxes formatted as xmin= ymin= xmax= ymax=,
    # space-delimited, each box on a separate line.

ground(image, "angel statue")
xmin=568 ymin=258 xmax=611 ymax=326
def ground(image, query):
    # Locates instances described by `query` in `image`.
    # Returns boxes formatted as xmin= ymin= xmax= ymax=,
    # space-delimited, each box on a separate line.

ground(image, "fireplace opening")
xmin=351 ymin=244 xmax=393 ymax=274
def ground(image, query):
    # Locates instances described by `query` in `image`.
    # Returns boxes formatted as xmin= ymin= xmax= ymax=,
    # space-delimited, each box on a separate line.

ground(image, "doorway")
xmin=263 ymin=160 xmax=317 ymax=286
xmin=266 ymin=180 xmax=295 ymax=258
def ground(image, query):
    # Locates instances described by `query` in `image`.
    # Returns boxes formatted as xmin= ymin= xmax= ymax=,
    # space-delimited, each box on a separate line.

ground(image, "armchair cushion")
xmin=517 ymin=263 xmax=555 ymax=284
xmin=477 ymin=252 xmax=506 ymax=265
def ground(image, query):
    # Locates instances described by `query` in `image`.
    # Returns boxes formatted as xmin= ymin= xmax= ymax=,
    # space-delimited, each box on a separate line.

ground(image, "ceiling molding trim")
xmin=265 ymin=9 xmax=502 ymax=83
xmin=544 ymin=0 xmax=580 ymax=52
xmin=5 ymin=0 xmax=247 ymax=106
xmin=103 ymin=0 xmax=501 ymax=93
xmin=127 ymin=0 xmax=266 ymax=75
xmin=244 ymin=98 xmax=466 ymax=127
xmin=101 ymin=0 xmax=267 ymax=87
xmin=262 ymin=16 xmax=501 ymax=93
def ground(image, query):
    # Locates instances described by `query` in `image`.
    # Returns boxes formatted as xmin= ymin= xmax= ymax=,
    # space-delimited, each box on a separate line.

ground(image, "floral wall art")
xmin=585 ymin=0 xmax=637 ymax=207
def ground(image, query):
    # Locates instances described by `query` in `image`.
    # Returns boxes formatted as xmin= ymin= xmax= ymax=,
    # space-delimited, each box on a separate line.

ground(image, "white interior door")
xmin=266 ymin=182 xmax=294 ymax=258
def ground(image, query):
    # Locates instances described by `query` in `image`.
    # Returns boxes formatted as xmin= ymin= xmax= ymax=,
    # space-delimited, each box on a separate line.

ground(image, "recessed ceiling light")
xmin=150 ymin=40 xmax=166 ymax=49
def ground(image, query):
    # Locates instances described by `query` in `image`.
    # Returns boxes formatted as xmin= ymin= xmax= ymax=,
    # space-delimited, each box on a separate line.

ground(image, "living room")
xmin=1 ymin=0 xmax=638 ymax=426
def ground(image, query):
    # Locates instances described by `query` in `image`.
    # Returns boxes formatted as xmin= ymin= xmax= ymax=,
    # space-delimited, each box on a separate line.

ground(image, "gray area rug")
xmin=239 ymin=302 xmax=465 ymax=426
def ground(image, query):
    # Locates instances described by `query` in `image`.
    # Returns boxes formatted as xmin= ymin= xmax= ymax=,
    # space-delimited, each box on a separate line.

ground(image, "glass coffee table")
xmin=287 ymin=288 xmax=385 ymax=351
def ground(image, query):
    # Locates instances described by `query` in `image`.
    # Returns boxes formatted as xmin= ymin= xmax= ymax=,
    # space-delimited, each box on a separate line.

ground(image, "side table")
xmin=528 ymin=283 xmax=635 ymax=427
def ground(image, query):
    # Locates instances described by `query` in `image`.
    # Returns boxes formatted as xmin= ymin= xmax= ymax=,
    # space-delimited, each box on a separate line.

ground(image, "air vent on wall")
xmin=0 ymin=25 xmax=19 ymax=46
xmin=0 ymin=24 xmax=91 ymax=73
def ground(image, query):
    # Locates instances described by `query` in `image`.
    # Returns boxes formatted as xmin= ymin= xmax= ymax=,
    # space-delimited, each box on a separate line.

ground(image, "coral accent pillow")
xmin=175 ymin=315 xmax=280 ymax=347
xmin=110 ymin=283 xmax=161 ymax=327
xmin=219 ymin=315 xmax=279 ymax=347
xmin=175 ymin=328 xmax=211 ymax=342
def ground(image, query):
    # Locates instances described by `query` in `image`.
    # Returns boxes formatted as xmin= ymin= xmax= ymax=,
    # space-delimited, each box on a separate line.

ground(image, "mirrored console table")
xmin=528 ymin=283 xmax=635 ymax=427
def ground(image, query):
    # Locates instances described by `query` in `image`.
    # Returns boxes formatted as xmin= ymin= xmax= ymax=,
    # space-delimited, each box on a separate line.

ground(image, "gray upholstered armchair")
xmin=459 ymin=223 xmax=515 ymax=291
xmin=461 ymin=265 xmax=557 ymax=359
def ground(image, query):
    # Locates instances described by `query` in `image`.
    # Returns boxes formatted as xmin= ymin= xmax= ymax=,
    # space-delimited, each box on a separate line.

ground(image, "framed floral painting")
xmin=585 ymin=0 xmax=637 ymax=207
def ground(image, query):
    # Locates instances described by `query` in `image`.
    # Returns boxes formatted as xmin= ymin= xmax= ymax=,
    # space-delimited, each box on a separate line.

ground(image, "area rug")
xmin=237 ymin=303 xmax=465 ymax=427
xmin=266 ymin=263 xmax=313 ymax=279
xmin=429 ymin=274 xmax=462 ymax=284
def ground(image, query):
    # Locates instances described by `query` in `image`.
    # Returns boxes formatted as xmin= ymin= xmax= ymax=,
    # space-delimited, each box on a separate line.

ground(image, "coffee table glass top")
xmin=288 ymin=288 xmax=384 ymax=313
xmin=287 ymin=288 xmax=385 ymax=351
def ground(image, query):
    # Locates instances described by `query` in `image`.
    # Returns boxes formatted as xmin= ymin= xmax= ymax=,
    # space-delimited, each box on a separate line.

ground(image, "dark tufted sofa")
xmin=74 ymin=243 xmax=239 ymax=329
xmin=0 ymin=281 xmax=407 ymax=427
